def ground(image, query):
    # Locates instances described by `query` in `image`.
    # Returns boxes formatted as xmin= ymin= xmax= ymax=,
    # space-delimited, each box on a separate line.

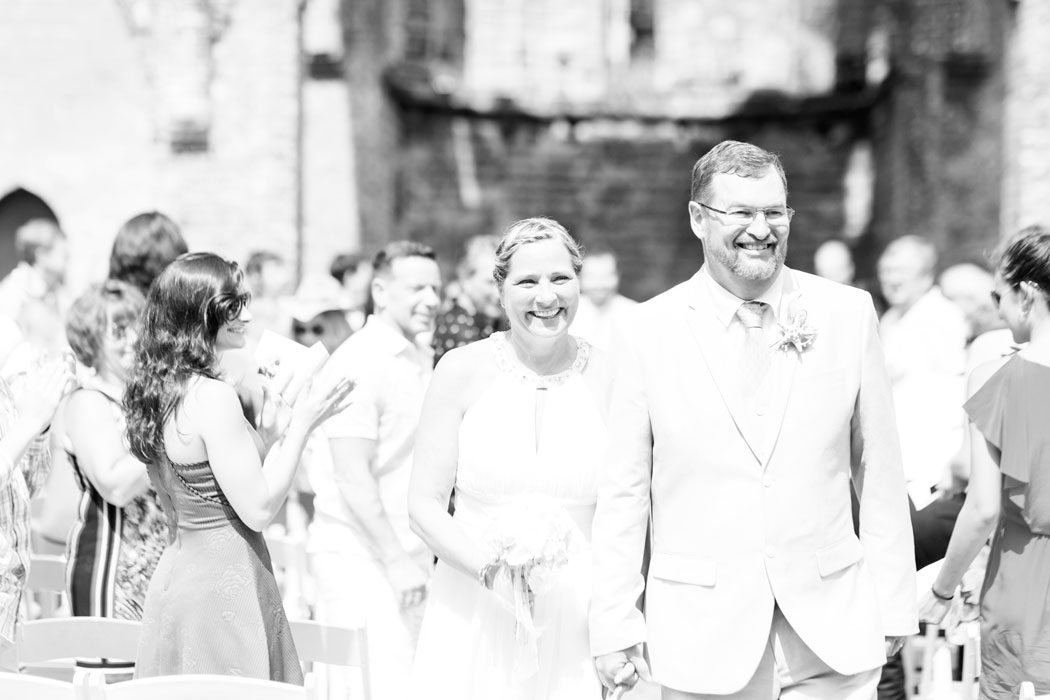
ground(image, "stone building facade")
xmin=2 ymin=0 xmax=1042 ymax=299
xmin=0 ymin=0 xmax=356 ymax=290
xmin=1002 ymin=0 xmax=1050 ymax=235
xmin=353 ymin=0 xmax=883 ymax=299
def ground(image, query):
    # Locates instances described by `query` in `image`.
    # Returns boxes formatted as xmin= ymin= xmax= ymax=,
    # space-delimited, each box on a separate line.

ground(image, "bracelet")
xmin=931 ymin=585 xmax=955 ymax=602
xmin=477 ymin=560 xmax=499 ymax=590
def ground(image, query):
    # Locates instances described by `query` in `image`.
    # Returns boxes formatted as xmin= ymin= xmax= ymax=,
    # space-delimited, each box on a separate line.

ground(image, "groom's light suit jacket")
xmin=590 ymin=267 xmax=918 ymax=695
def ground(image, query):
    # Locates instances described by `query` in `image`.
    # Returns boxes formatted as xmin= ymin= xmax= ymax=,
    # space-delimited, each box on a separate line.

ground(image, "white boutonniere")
xmin=773 ymin=298 xmax=817 ymax=354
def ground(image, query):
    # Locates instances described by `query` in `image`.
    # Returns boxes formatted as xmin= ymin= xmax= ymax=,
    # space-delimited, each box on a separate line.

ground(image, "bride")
xmin=408 ymin=217 xmax=611 ymax=699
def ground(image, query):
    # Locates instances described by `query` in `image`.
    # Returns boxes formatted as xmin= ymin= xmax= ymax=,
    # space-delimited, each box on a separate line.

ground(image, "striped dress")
xmin=135 ymin=454 xmax=303 ymax=683
xmin=65 ymin=389 xmax=168 ymax=671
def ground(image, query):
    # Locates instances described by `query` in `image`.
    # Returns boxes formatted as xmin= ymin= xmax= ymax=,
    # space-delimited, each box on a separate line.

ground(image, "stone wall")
xmin=367 ymin=0 xmax=879 ymax=299
xmin=1002 ymin=0 xmax=1050 ymax=235
xmin=394 ymin=110 xmax=862 ymax=302
xmin=864 ymin=0 xmax=1007 ymax=276
xmin=0 ymin=0 xmax=349 ymax=292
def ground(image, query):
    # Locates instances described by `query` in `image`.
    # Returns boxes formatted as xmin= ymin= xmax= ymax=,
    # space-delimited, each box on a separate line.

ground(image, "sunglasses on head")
xmin=293 ymin=323 xmax=326 ymax=336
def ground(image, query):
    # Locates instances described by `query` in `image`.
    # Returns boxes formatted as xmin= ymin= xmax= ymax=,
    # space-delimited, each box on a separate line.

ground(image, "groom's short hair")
xmin=690 ymin=140 xmax=788 ymax=204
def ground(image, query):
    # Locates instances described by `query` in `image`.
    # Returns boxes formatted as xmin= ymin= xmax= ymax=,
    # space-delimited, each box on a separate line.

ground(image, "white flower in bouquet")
xmin=485 ymin=494 xmax=576 ymax=679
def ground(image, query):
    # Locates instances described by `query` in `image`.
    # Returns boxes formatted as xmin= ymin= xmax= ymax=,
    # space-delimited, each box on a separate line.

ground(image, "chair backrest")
xmin=79 ymin=670 xmax=316 ymax=700
xmin=18 ymin=617 xmax=141 ymax=665
xmin=26 ymin=554 xmax=69 ymax=618
xmin=265 ymin=531 xmax=311 ymax=619
xmin=27 ymin=554 xmax=68 ymax=592
xmin=908 ymin=623 xmax=978 ymax=700
xmin=0 ymin=671 xmax=75 ymax=700
xmin=1019 ymin=681 xmax=1050 ymax=699
xmin=289 ymin=619 xmax=369 ymax=699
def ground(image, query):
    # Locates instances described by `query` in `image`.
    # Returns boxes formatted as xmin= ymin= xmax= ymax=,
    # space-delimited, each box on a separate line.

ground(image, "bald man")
xmin=813 ymin=240 xmax=855 ymax=286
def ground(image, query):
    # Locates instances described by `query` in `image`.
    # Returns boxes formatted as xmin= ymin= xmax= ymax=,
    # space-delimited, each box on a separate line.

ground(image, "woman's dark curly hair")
xmin=124 ymin=252 xmax=250 ymax=464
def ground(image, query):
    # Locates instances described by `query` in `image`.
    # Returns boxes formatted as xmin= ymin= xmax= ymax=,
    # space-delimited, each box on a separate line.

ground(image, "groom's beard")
xmin=711 ymin=237 xmax=788 ymax=281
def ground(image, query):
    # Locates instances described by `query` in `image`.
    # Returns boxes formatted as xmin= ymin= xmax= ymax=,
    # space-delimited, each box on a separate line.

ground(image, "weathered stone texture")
xmin=1003 ymin=0 xmax=1050 ymax=234
xmin=0 ymin=0 xmax=318 ymax=290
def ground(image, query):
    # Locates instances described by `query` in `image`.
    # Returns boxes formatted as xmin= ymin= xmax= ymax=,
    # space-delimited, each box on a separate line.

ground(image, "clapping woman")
xmin=124 ymin=252 xmax=353 ymax=682
xmin=919 ymin=226 xmax=1050 ymax=699
xmin=1 ymin=359 xmax=73 ymax=671
xmin=59 ymin=280 xmax=167 ymax=676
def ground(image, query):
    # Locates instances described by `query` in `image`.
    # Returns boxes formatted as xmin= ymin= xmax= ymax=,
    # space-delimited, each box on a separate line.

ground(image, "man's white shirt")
xmin=880 ymin=286 xmax=968 ymax=508
xmin=307 ymin=316 xmax=433 ymax=557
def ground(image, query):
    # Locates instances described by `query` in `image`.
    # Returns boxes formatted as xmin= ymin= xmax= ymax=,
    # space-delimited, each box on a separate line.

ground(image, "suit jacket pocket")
xmin=649 ymin=552 xmax=717 ymax=586
xmin=816 ymin=536 xmax=864 ymax=577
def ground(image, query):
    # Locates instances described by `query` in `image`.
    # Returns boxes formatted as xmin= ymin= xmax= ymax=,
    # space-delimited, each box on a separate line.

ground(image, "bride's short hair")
xmin=493 ymin=217 xmax=583 ymax=293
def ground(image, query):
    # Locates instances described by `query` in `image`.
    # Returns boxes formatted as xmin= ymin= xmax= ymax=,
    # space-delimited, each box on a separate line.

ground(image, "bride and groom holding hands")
xmin=407 ymin=140 xmax=917 ymax=700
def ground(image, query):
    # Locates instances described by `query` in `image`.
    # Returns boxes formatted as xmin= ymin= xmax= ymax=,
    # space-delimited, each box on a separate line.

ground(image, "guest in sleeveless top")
xmin=123 ymin=252 xmax=354 ymax=683
xmin=920 ymin=226 xmax=1050 ymax=699
xmin=409 ymin=218 xmax=612 ymax=699
xmin=58 ymin=281 xmax=168 ymax=676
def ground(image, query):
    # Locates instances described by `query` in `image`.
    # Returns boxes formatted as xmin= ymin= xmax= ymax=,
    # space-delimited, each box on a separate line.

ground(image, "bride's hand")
xmin=595 ymin=645 xmax=651 ymax=696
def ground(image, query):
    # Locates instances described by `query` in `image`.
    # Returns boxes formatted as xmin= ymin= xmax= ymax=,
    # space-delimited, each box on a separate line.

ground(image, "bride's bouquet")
xmin=485 ymin=494 xmax=576 ymax=678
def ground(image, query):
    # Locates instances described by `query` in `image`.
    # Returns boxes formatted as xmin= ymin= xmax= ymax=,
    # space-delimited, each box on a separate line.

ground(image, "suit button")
xmin=755 ymin=406 xmax=767 ymax=416
xmin=762 ymin=476 xmax=773 ymax=487
xmin=765 ymin=546 xmax=776 ymax=558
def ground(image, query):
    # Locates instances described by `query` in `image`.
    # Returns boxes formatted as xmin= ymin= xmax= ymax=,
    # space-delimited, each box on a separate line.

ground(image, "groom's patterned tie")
xmin=737 ymin=301 xmax=771 ymax=400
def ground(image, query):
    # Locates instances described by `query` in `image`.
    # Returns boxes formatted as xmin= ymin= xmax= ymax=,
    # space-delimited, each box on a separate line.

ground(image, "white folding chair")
xmin=17 ymin=617 xmax=141 ymax=682
xmin=25 ymin=554 xmax=69 ymax=619
xmin=266 ymin=529 xmax=312 ymax=619
xmin=1020 ymin=681 xmax=1050 ymax=699
xmin=78 ymin=670 xmax=317 ymax=700
xmin=0 ymin=671 xmax=75 ymax=700
xmin=289 ymin=619 xmax=370 ymax=700
xmin=906 ymin=623 xmax=979 ymax=700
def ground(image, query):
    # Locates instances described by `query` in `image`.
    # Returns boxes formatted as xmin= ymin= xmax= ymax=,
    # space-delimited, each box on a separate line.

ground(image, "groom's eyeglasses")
xmin=698 ymin=203 xmax=794 ymax=226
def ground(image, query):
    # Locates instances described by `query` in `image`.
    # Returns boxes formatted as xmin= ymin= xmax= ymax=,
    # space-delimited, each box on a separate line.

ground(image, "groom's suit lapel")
xmin=759 ymin=270 xmax=802 ymax=470
xmin=681 ymin=270 xmax=803 ymax=467
xmin=681 ymin=274 xmax=763 ymax=464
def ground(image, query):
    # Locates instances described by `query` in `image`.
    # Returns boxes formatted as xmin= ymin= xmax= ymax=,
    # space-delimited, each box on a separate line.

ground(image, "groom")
xmin=590 ymin=140 xmax=917 ymax=699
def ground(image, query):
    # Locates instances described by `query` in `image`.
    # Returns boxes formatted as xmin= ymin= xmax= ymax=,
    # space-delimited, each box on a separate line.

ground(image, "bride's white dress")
xmin=410 ymin=332 xmax=606 ymax=699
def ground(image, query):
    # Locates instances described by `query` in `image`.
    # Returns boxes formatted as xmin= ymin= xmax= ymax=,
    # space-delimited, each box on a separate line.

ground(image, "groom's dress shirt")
xmin=591 ymin=267 xmax=917 ymax=695
xmin=701 ymin=267 xmax=785 ymax=457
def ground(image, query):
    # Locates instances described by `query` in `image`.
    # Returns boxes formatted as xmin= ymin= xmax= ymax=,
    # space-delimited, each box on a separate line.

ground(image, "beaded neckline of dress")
xmin=492 ymin=331 xmax=590 ymax=389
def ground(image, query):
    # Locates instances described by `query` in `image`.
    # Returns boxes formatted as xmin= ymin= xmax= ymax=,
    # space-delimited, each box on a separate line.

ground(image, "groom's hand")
xmin=595 ymin=644 xmax=651 ymax=695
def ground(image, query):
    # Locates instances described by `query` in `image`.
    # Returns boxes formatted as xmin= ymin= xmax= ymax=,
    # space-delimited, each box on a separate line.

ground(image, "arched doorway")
xmin=0 ymin=189 xmax=60 ymax=279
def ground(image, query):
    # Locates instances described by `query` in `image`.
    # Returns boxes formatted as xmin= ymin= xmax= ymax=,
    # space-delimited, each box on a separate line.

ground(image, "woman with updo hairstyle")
xmin=409 ymin=218 xmax=611 ymax=697
xmin=58 ymin=279 xmax=167 ymax=675
xmin=920 ymin=225 xmax=1050 ymax=698
xmin=123 ymin=252 xmax=354 ymax=683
